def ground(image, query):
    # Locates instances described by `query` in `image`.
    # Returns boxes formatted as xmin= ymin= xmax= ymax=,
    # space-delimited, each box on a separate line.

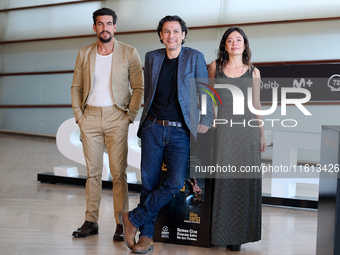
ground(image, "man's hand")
xmin=197 ymin=124 xmax=209 ymax=133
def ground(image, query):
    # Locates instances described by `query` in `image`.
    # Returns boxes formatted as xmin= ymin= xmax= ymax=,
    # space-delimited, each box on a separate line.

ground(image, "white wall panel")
xmin=238 ymin=20 xmax=340 ymax=62
xmin=2 ymin=18 xmax=339 ymax=75
xmin=104 ymin=0 xmax=222 ymax=31
xmin=3 ymin=2 xmax=101 ymax=40
xmin=220 ymin=0 xmax=340 ymax=23
xmin=118 ymin=19 xmax=340 ymax=65
xmin=1 ymin=37 xmax=95 ymax=72
xmin=0 ymin=0 xmax=84 ymax=9
xmin=0 ymin=108 xmax=74 ymax=135
xmin=0 ymin=74 xmax=73 ymax=105
xmin=115 ymin=28 xmax=220 ymax=65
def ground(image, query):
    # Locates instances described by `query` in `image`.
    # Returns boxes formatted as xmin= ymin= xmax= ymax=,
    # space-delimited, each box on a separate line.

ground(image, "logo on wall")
xmin=161 ymin=226 xmax=169 ymax=238
xmin=260 ymin=80 xmax=279 ymax=89
xmin=327 ymin=74 xmax=340 ymax=91
xmin=293 ymin=78 xmax=313 ymax=88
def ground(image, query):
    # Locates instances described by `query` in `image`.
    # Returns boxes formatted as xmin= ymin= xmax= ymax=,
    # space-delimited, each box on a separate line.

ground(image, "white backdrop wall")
xmin=0 ymin=0 xmax=339 ymax=135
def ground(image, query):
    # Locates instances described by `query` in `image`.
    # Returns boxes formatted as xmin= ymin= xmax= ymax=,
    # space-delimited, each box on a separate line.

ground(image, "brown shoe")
xmin=113 ymin=224 xmax=124 ymax=241
xmin=132 ymin=236 xmax=153 ymax=254
xmin=118 ymin=212 xmax=137 ymax=250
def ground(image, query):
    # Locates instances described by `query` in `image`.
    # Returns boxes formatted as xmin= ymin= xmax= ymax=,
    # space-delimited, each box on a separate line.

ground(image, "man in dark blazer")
xmin=119 ymin=15 xmax=213 ymax=253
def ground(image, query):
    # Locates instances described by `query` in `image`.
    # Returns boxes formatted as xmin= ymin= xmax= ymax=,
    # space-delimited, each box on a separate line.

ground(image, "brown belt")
xmin=147 ymin=116 xmax=183 ymax=127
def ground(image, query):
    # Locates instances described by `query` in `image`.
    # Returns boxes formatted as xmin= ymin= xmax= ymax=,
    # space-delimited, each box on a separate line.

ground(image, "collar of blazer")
xmin=89 ymin=39 xmax=123 ymax=89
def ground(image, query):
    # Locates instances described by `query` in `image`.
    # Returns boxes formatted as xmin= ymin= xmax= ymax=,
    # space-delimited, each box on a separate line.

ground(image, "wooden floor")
xmin=0 ymin=133 xmax=317 ymax=255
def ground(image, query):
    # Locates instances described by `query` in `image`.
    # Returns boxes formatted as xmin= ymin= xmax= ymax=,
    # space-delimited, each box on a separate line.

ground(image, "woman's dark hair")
xmin=157 ymin=15 xmax=188 ymax=45
xmin=216 ymin=27 xmax=252 ymax=74
xmin=93 ymin=7 xmax=117 ymax=25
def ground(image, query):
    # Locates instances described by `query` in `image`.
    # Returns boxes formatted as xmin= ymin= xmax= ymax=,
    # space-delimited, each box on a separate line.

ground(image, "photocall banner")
xmin=258 ymin=63 xmax=340 ymax=102
xmin=153 ymin=130 xmax=215 ymax=247
xmin=154 ymin=63 xmax=339 ymax=247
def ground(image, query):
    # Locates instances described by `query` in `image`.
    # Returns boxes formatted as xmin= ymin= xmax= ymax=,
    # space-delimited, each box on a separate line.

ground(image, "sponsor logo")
xmin=161 ymin=226 xmax=169 ymax=238
xmin=293 ymin=78 xmax=313 ymax=88
xmin=327 ymin=74 xmax=340 ymax=91
xmin=260 ymin=80 xmax=279 ymax=89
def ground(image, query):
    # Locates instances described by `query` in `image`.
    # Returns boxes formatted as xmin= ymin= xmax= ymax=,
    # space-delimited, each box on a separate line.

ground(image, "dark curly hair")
xmin=157 ymin=15 xmax=188 ymax=45
xmin=216 ymin=27 xmax=252 ymax=75
xmin=93 ymin=7 xmax=117 ymax=25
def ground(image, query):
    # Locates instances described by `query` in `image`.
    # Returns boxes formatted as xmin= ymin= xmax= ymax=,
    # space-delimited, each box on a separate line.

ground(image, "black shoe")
xmin=227 ymin=245 xmax=241 ymax=251
xmin=72 ymin=221 xmax=99 ymax=238
xmin=113 ymin=224 xmax=124 ymax=241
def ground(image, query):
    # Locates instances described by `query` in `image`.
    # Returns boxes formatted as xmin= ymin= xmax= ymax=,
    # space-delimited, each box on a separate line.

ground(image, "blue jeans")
xmin=129 ymin=119 xmax=190 ymax=239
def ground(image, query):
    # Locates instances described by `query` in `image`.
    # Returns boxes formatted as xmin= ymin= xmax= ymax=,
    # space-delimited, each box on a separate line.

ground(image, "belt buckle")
xmin=162 ymin=120 xmax=170 ymax=126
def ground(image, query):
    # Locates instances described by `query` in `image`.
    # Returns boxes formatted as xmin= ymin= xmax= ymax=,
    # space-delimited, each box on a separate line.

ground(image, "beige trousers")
xmin=78 ymin=105 xmax=130 ymax=223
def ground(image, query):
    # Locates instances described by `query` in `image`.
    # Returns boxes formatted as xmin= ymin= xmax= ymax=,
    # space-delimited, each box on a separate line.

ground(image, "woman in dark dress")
xmin=208 ymin=27 xmax=266 ymax=251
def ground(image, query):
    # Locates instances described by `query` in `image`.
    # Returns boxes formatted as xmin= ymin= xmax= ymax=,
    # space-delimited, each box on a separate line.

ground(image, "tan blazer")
xmin=71 ymin=39 xmax=144 ymax=122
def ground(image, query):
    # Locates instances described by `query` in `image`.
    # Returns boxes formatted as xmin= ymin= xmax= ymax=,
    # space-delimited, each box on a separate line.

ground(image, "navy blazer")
xmin=137 ymin=47 xmax=213 ymax=139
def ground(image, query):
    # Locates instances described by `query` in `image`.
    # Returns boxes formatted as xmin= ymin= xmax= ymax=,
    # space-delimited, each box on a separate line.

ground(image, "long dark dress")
xmin=210 ymin=67 xmax=262 ymax=246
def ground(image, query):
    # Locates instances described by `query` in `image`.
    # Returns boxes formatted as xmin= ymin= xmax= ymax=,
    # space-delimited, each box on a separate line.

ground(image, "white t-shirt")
xmin=87 ymin=53 xmax=115 ymax=107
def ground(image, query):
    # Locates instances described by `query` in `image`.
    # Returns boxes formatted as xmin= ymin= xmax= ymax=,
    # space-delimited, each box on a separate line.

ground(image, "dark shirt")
xmin=148 ymin=55 xmax=185 ymax=122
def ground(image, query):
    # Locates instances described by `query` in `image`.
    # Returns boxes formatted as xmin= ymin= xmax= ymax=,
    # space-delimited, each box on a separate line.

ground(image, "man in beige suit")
xmin=71 ymin=7 xmax=143 ymax=241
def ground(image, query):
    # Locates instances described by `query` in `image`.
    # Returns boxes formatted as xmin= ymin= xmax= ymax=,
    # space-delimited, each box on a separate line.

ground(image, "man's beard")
xmin=98 ymin=31 xmax=113 ymax=43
